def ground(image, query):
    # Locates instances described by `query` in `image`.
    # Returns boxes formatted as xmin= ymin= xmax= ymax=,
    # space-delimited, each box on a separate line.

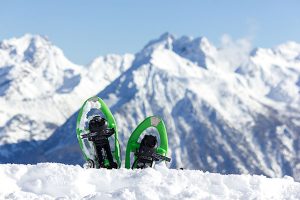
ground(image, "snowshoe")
xmin=125 ymin=116 xmax=171 ymax=169
xmin=76 ymin=96 xmax=121 ymax=169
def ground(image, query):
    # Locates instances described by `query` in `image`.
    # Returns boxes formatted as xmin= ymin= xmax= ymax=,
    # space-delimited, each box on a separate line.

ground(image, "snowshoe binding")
xmin=76 ymin=96 xmax=121 ymax=169
xmin=125 ymin=116 xmax=171 ymax=169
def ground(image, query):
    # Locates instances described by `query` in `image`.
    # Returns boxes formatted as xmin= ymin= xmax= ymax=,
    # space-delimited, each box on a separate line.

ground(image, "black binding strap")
xmin=86 ymin=129 xmax=117 ymax=169
xmin=132 ymin=135 xmax=171 ymax=169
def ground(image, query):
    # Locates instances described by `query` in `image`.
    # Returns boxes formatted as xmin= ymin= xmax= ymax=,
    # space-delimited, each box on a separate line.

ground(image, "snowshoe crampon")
xmin=125 ymin=116 xmax=171 ymax=169
xmin=76 ymin=96 xmax=121 ymax=169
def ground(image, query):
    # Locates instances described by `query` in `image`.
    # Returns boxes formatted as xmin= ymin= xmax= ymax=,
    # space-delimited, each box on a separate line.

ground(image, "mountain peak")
xmin=0 ymin=34 xmax=82 ymax=100
xmin=172 ymin=36 xmax=213 ymax=68
xmin=159 ymin=32 xmax=175 ymax=41
xmin=19 ymin=34 xmax=49 ymax=43
xmin=274 ymin=41 xmax=300 ymax=60
xmin=143 ymin=32 xmax=175 ymax=52
xmin=0 ymin=34 xmax=59 ymax=65
xmin=135 ymin=33 xmax=213 ymax=68
xmin=0 ymin=34 xmax=50 ymax=52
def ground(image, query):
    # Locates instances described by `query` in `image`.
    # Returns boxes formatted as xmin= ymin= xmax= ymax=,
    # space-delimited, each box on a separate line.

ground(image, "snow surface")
xmin=0 ymin=163 xmax=299 ymax=200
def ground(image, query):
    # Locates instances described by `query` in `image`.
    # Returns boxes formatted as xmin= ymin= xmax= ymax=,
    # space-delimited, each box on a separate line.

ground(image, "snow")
xmin=0 ymin=163 xmax=299 ymax=200
xmin=0 ymin=34 xmax=134 ymax=145
xmin=86 ymin=33 xmax=299 ymax=181
xmin=1 ymin=33 xmax=300 ymax=183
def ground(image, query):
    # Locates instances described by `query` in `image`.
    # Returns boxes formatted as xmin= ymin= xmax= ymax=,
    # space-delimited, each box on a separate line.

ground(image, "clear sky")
xmin=0 ymin=0 xmax=299 ymax=65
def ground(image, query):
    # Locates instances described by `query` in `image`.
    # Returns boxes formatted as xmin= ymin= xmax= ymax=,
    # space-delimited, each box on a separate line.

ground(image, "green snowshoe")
xmin=125 ymin=116 xmax=171 ymax=169
xmin=76 ymin=96 xmax=121 ymax=169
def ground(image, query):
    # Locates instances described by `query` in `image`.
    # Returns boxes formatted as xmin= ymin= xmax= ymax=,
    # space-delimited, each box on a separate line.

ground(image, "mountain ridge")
xmin=0 ymin=34 xmax=133 ymax=158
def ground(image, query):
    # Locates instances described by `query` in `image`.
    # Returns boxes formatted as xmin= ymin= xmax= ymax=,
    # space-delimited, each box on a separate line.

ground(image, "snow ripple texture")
xmin=0 ymin=163 xmax=299 ymax=200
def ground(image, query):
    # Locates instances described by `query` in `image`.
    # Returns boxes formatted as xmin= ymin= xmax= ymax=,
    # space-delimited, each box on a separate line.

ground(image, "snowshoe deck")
xmin=125 ymin=116 xmax=170 ymax=169
xmin=76 ymin=96 xmax=121 ymax=169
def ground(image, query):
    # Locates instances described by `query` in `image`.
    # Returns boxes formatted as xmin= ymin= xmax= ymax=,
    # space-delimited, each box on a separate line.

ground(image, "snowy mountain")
xmin=0 ymin=163 xmax=299 ymax=200
xmin=0 ymin=34 xmax=133 ymax=160
xmin=0 ymin=33 xmax=299 ymax=181
xmin=38 ymin=33 xmax=300 ymax=180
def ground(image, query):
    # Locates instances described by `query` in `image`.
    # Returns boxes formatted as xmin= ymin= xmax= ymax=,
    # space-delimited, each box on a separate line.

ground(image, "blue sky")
xmin=0 ymin=0 xmax=299 ymax=65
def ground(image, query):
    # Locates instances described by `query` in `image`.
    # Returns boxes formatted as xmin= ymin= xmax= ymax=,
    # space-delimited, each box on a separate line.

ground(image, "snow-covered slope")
xmin=0 ymin=34 xmax=134 ymax=159
xmin=0 ymin=34 xmax=82 ymax=143
xmin=0 ymin=163 xmax=299 ymax=200
xmin=41 ymin=33 xmax=300 ymax=180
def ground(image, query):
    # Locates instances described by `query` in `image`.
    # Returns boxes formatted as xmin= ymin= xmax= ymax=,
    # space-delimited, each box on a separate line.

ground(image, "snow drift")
xmin=0 ymin=163 xmax=299 ymax=200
